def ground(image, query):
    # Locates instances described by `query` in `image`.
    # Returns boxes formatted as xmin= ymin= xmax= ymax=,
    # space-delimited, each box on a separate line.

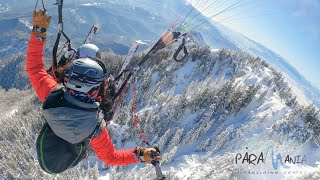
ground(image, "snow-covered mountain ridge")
xmin=2 ymin=45 xmax=319 ymax=179
xmin=210 ymin=22 xmax=320 ymax=108
xmin=1 ymin=0 xmax=319 ymax=109
xmin=87 ymin=46 xmax=320 ymax=179
xmin=0 ymin=1 xmax=319 ymax=179
xmin=104 ymin=46 xmax=319 ymax=179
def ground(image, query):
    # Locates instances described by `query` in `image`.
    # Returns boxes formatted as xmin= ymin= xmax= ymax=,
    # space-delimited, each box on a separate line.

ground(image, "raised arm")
xmin=26 ymin=10 xmax=57 ymax=102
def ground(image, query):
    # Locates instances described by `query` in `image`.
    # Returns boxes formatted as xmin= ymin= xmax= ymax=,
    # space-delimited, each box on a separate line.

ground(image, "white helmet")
xmin=76 ymin=44 xmax=101 ymax=61
xmin=64 ymin=58 xmax=107 ymax=93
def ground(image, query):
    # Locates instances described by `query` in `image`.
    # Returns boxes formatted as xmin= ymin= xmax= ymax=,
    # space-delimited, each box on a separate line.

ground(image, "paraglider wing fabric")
xmin=151 ymin=30 xmax=181 ymax=52
xmin=161 ymin=30 xmax=174 ymax=47
xmin=119 ymin=41 xmax=140 ymax=74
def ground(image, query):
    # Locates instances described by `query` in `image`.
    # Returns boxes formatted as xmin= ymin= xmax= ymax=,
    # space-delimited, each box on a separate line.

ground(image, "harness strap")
xmin=132 ymin=80 xmax=150 ymax=146
xmin=51 ymin=0 xmax=72 ymax=80
xmin=34 ymin=0 xmax=46 ymax=12
xmin=173 ymin=38 xmax=189 ymax=62
xmin=106 ymin=72 xmax=133 ymax=122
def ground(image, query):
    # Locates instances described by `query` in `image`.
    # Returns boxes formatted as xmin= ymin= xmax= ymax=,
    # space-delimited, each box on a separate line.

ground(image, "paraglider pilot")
xmin=26 ymin=9 xmax=161 ymax=174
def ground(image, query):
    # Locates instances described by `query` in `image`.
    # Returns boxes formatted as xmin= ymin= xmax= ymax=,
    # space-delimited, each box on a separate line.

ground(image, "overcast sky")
xmin=190 ymin=0 xmax=320 ymax=89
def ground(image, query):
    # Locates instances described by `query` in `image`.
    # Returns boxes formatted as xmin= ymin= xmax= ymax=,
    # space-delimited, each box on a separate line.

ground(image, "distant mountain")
xmin=112 ymin=0 xmax=240 ymax=49
xmin=0 ymin=0 xmax=319 ymax=108
xmin=60 ymin=3 xmax=164 ymax=46
xmin=110 ymin=0 xmax=185 ymax=16
xmin=207 ymin=21 xmax=320 ymax=107
xmin=0 ymin=1 xmax=170 ymax=91
xmin=109 ymin=0 xmax=320 ymax=107
xmin=0 ymin=0 xmax=35 ymax=16
xmin=0 ymin=1 xmax=170 ymax=53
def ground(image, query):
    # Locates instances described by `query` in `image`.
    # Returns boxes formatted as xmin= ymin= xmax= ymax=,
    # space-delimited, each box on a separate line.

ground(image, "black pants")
xmin=36 ymin=123 xmax=89 ymax=174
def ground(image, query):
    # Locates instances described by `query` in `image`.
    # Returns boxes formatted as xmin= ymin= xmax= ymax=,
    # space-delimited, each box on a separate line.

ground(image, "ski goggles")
xmin=64 ymin=70 xmax=107 ymax=87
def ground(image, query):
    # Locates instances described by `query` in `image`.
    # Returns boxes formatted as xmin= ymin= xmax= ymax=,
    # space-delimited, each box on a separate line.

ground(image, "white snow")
xmin=94 ymin=48 xmax=319 ymax=179
xmin=5 ymin=108 xmax=18 ymax=118
xmin=1 ymin=2 xmax=319 ymax=179
xmin=213 ymin=22 xmax=320 ymax=107
xmin=135 ymin=40 xmax=147 ymax=45
xmin=211 ymin=48 xmax=220 ymax=53
xmin=18 ymin=18 xmax=32 ymax=30
xmin=1 ymin=26 xmax=317 ymax=179
xmin=171 ymin=59 xmax=197 ymax=95
xmin=282 ymin=74 xmax=312 ymax=107
xmin=81 ymin=3 xmax=100 ymax=6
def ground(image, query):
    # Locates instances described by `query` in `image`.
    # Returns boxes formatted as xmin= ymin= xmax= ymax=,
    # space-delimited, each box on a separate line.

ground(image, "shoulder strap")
xmin=43 ymin=88 xmax=64 ymax=110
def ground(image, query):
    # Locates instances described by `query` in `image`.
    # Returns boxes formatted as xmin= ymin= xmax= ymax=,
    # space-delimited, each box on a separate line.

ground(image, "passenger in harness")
xmin=51 ymin=42 xmax=117 ymax=122
xmin=26 ymin=9 xmax=161 ymax=174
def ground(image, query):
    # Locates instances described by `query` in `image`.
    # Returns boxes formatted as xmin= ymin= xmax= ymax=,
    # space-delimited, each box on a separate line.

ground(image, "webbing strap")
xmin=173 ymin=38 xmax=189 ymax=62
xmin=132 ymin=80 xmax=150 ymax=146
xmin=52 ymin=33 xmax=61 ymax=80
xmin=107 ymin=72 xmax=132 ymax=122
xmin=52 ymin=0 xmax=63 ymax=80
xmin=34 ymin=0 xmax=46 ymax=12
xmin=137 ymin=30 xmax=186 ymax=67
xmin=51 ymin=0 xmax=72 ymax=80
xmin=108 ymin=72 xmax=150 ymax=145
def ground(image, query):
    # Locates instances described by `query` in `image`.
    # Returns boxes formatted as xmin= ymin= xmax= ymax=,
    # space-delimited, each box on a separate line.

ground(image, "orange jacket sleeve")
xmin=26 ymin=35 xmax=57 ymax=102
xmin=90 ymin=127 xmax=139 ymax=166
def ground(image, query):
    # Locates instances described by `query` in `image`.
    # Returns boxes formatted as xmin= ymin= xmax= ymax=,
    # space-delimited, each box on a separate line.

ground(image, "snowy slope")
xmin=93 ymin=47 xmax=319 ymax=179
xmin=0 ymin=45 xmax=319 ymax=179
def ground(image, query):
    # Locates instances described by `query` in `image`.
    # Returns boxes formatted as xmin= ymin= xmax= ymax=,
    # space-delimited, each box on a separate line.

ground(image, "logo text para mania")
xmin=235 ymin=146 xmax=306 ymax=170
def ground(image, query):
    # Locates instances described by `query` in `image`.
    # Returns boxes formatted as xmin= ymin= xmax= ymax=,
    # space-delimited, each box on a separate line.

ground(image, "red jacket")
xmin=26 ymin=34 xmax=138 ymax=166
